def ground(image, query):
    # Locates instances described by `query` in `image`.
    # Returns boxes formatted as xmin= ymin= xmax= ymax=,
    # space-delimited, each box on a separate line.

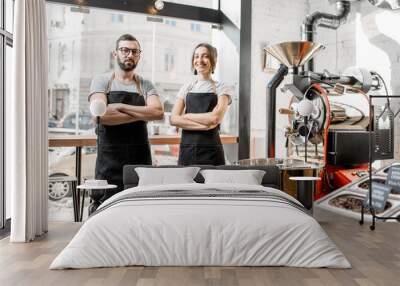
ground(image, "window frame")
xmin=1 ymin=0 xmax=13 ymax=235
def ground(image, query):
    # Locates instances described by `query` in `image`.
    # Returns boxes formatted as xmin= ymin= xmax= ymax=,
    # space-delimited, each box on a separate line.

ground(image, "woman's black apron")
xmin=178 ymin=82 xmax=225 ymax=166
xmin=95 ymin=73 xmax=151 ymax=200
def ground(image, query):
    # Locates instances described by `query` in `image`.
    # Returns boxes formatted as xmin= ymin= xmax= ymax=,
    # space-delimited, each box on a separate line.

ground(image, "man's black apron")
xmin=178 ymin=82 xmax=225 ymax=166
xmin=95 ymin=73 xmax=151 ymax=201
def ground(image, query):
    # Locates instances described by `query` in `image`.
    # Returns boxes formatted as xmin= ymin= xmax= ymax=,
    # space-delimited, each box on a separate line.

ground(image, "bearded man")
xmin=88 ymin=34 xmax=163 ymax=206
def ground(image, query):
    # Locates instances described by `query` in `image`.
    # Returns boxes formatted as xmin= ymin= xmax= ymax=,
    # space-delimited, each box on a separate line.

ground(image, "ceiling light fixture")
xmin=154 ymin=0 xmax=165 ymax=11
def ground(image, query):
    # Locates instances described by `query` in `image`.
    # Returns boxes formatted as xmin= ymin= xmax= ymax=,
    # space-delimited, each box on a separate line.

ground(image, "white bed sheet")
xmin=50 ymin=183 xmax=351 ymax=269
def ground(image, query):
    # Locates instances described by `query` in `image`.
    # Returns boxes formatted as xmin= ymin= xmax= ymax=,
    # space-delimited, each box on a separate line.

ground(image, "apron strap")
xmin=133 ymin=74 xmax=145 ymax=105
xmin=105 ymin=73 xmax=114 ymax=95
xmin=210 ymin=79 xmax=217 ymax=95
xmin=106 ymin=72 xmax=144 ymax=100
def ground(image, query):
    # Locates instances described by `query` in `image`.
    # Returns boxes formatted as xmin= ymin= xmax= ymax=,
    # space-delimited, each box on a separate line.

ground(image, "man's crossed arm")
xmin=90 ymin=93 xmax=164 ymax=126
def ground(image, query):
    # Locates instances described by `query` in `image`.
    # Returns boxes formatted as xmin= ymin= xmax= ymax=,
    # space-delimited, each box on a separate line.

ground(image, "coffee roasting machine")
xmin=262 ymin=0 xmax=397 ymax=198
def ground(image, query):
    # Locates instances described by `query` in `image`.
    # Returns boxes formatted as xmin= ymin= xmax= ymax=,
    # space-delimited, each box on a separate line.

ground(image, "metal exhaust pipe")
xmin=266 ymin=64 xmax=288 ymax=158
xmin=301 ymin=0 xmax=351 ymax=71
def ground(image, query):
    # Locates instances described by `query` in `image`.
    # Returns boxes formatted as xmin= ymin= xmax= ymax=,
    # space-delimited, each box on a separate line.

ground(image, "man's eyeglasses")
xmin=118 ymin=47 xmax=141 ymax=56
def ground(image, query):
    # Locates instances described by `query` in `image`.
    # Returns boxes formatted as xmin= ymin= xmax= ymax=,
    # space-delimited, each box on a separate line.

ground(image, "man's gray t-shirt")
xmin=89 ymin=72 xmax=159 ymax=100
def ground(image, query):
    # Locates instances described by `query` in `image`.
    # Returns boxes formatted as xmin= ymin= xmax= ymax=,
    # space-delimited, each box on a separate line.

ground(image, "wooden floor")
xmin=0 ymin=209 xmax=399 ymax=286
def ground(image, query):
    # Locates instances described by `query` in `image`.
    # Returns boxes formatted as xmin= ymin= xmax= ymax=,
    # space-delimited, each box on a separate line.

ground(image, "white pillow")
xmin=135 ymin=167 xmax=201 ymax=186
xmin=200 ymin=169 xmax=266 ymax=185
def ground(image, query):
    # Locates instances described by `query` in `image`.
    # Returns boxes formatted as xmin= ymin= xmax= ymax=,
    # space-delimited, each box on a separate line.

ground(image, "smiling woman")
xmin=170 ymin=43 xmax=234 ymax=166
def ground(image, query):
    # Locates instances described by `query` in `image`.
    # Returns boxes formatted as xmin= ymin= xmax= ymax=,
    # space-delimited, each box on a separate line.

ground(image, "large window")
xmin=46 ymin=4 xmax=215 ymax=134
xmin=47 ymin=2 xmax=239 ymax=221
xmin=1 ymin=0 xmax=14 ymax=232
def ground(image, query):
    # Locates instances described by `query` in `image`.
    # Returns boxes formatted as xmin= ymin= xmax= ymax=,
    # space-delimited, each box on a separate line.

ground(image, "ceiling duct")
xmin=301 ymin=0 xmax=351 ymax=71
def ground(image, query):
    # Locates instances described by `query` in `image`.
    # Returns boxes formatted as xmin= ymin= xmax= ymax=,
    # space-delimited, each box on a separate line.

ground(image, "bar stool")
xmin=77 ymin=184 xmax=117 ymax=220
xmin=48 ymin=176 xmax=79 ymax=221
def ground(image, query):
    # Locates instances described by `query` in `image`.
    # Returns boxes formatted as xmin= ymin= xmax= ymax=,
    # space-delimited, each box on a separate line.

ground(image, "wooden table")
xmin=49 ymin=134 xmax=238 ymax=183
xmin=49 ymin=134 xmax=238 ymax=147
xmin=49 ymin=134 xmax=238 ymax=221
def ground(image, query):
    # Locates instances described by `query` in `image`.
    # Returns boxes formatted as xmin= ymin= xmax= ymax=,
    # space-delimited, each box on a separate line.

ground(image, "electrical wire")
xmin=319 ymin=86 xmax=332 ymax=193
xmin=324 ymin=168 xmax=335 ymax=191
xmin=372 ymin=71 xmax=390 ymax=106
xmin=394 ymin=107 xmax=400 ymax=119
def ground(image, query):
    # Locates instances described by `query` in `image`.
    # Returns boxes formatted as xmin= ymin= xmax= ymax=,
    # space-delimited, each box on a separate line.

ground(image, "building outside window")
xmin=165 ymin=19 xmax=176 ymax=27
xmin=47 ymin=4 xmax=215 ymax=137
xmin=111 ymin=13 xmax=123 ymax=23
xmin=190 ymin=22 xmax=201 ymax=32
xmin=164 ymin=51 xmax=175 ymax=72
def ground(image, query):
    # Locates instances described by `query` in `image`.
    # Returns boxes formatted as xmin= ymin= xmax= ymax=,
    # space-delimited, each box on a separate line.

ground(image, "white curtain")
xmin=9 ymin=0 xmax=48 ymax=242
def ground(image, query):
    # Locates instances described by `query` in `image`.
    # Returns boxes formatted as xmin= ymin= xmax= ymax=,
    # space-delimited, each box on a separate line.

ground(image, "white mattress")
xmin=50 ymin=183 xmax=350 ymax=269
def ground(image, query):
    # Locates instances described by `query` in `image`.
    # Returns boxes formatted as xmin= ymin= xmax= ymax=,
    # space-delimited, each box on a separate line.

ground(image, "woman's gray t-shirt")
xmin=89 ymin=72 xmax=159 ymax=100
xmin=176 ymin=79 xmax=234 ymax=105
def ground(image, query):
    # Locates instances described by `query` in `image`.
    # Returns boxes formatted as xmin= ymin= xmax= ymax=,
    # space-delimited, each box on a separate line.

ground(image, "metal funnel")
xmin=264 ymin=41 xmax=325 ymax=68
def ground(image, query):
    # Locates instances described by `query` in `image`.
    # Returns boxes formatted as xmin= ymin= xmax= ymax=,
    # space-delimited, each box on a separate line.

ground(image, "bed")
xmin=50 ymin=165 xmax=350 ymax=269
